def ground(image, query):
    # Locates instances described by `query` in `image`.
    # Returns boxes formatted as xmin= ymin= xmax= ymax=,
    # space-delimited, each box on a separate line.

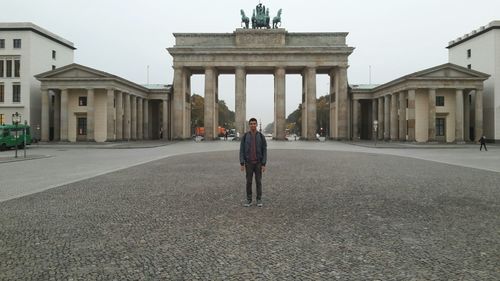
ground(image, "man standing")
xmin=479 ymin=135 xmax=488 ymax=151
xmin=240 ymin=118 xmax=267 ymax=207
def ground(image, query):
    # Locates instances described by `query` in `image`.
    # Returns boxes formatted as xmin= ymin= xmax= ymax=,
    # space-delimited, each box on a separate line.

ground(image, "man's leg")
xmin=245 ymin=163 xmax=255 ymax=201
xmin=255 ymin=163 xmax=262 ymax=201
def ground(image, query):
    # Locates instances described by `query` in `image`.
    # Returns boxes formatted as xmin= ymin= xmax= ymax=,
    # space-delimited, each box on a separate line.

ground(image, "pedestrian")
xmin=160 ymin=127 xmax=163 ymax=139
xmin=224 ymin=130 xmax=228 ymax=140
xmin=240 ymin=118 xmax=267 ymax=207
xmin=479 ymin=135 xmax=487 ymax=151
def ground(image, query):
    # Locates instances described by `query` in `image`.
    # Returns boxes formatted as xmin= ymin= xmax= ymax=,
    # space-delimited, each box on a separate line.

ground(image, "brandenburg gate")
xmin=168 ymin=28 xmax=354 ymax=140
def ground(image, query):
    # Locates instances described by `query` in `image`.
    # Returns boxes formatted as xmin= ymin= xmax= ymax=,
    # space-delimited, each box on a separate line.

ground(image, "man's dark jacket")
xmin=239 ymin=131 xmax=267 ymax=166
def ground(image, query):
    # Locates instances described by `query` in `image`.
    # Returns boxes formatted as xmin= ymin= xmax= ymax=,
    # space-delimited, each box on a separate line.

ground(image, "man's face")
xmin=249 ymin=121 xmax=257 ymax=131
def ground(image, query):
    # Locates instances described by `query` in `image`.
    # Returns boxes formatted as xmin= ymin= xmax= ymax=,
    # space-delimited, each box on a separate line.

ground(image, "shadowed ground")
xmin=0 ymin=150 xmax=499 ymax=280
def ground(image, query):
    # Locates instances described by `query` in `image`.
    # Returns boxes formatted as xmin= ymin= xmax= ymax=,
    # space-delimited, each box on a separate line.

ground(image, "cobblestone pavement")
xmin=0 ymin=150 xmax=499 ymax=280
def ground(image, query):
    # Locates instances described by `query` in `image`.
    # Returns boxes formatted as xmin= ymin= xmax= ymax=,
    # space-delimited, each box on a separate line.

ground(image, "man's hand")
xmin=261 ymin=166 xmax=266 ymax=173
xmin=240 ymin=165 xmax=245 ymax=172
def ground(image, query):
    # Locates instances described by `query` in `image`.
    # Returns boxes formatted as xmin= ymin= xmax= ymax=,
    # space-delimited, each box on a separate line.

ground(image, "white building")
xmin=448 ymin=20 xmax=500 ymax=142
xmin=0 ymin=22 xmax=75 ymax=137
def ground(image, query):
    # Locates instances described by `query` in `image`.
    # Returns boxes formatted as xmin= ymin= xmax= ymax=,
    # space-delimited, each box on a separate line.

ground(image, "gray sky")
xmin=4 ymin=0 xmax=500 ymax=127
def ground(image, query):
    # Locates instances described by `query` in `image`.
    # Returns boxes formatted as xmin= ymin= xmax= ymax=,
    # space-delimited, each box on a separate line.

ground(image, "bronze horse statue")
xmin=272 ymin=9 xmax=282 ymax=29
xmin=240 ymin=10 xmax=249 ymax=29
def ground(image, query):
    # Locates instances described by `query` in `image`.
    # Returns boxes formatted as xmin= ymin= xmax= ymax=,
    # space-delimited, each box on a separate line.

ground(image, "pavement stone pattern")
xmin=0 ymin=149 xmax=499 ymax=280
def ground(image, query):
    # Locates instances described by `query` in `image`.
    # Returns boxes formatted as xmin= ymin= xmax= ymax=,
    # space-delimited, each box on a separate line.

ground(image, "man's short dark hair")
xmin=249 ymin=118 xmax=257 ymax=124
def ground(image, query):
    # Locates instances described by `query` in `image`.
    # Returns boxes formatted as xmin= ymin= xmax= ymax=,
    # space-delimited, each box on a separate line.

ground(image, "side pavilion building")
xmin=351 ymin=63 xmax=489 ymax=143
xmin=36 ymin=64 xmax=171 ymax=142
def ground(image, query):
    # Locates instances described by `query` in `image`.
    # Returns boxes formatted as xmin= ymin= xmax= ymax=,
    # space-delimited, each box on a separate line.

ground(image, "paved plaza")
xmin=0 ymin=141 xmax=499 ymax=280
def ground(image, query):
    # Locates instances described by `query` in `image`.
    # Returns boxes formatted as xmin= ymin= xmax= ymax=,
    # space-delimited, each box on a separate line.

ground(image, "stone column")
xmin=143 ymin=99 xmax=149 ymax=140
xmin=204 ymin=67 xmax=216 ymax=140
xmin=372 ymin=99 xmax=377 ymax=140
xmin=455 ymin=89 xmax=464 ymax=142
xmin=428 ymin=89 xmax=436 ymax=142
xmin=301 ymin=73 xmax=307 ymax=138
xmin=41 ymin=89 xmax=50 ymax=141
xmin=235 ymin=67 xmax=247 ymax=135
xmin=305 ymin=67 xmax=317 ymax=140
xmin=399 ymin=92 xmax=407 ymax=140
xmin=60 ymin=89 xmax=69 ymax=141
xmin=163 ymin=98 xmax=169 ymax=140
xmin=124 ymin=93 xmax=131 ymax=140
xmin=464 ymin=91 xmax=470 ymax=142
xmin=407 ymin=89 xmax=416 ymax=141
xmin=474 ymin=89 xmax=483 ymax=142
xmin=390 ymin=93 xmax=398 ymax=140
xmin=377 ymin=97 xmax=384 ymax=140
xmin=106 ymin=88 xmax=115 ymax=141
xmin=54 ymin=92 xmax=60 ymax=141
xmin=116 ymin=91 xmax=123 ymax=140
xmin=352 ymin=99 xmax=360 ymax=140
xmin=131 ymin=95 xmax=137 ymax=140
xmin=86 ymin=88 xmax=95 ymax=141
xmin=337 ymin=66 xmax=348 ymax=139
xmin=274 ymin=67 xmax=286 ymax=140
xmin=184 ymin=70 xmax=192 ymax=139
xmin=384 ymin=95 xmax=390 ymax=141
xmin=172 ymin=66 xmax=185 ymax=139
xmin=137 ymin=98 xmax=143 ymax=140
xmin=329 ymin=70 xmax=337 ymax=139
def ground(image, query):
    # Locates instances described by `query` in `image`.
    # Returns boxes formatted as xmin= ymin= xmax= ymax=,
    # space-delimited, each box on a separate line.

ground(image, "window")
xmin=0 ymin=114 xmax=4 ymax=125
xmin=14 ymin=60 xmax=20 ymax=77
xmin=467 ymin=64 xmax=472 ymax=69
xmin=436 ymin=118 xmax=445 ymax=136
xmin=12 ymin=84 xmax=21 ymax=102
xmin=13 ymin=39 xmax=21 ymax=48
xmin=0 ymin=84 xmax=4 ymax=102
xmin=436 ymin=96 xmax=444 ymax=106
xmin=0 ymin=60 xmax=3 ymax=77
xmin=467 ymin=49 xmax=471 ymax=58
xmin=0 ymin=39 xmax=4 ymax=48
xmin=6 ymin=60 xmax=12 ymax=77
xmin=52 ymin=50 xmax=56 ymax=59
xmin=79 ymin=96 xmax=87 ymax=106
xmin=52 ymin=65 xmax=56 ymax=70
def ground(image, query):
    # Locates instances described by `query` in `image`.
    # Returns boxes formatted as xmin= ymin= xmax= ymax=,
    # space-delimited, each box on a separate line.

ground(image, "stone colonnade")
xmin=352 ymin=87 xmax=484 ymax=142
xmin=41 ymin=87 xmax=169 ymax=142
xmin=168 ymin=29 xmax=354 ymax=141
xmin=171 ymin=65 xmax=349 ymax=141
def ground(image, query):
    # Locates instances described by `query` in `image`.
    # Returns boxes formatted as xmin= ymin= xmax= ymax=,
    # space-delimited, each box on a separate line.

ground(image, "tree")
xmin=190 ymin=94 xmax=235 ymax=128
xmin=285 ymin=94 xmax=330 ymax=136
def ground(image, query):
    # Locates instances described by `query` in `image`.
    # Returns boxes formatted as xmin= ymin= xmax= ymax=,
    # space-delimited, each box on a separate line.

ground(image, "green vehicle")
xmin=0 ymin=124 xmax=32 ymax=151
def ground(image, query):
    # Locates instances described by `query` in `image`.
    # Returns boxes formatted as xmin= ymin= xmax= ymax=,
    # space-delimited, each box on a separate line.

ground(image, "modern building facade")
xmin=448 ymin=20 xmax=500 ymax=142
xmin=36 ymin=64 xmax=171 ymax=142
xmin=351 ymin=64 xmax=489 ymax=143
xmin=0 ymin=22 xmax=75 ymax=134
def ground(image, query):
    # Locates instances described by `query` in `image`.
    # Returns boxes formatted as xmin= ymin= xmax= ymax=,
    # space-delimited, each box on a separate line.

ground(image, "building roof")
xmin=0 ymin=22 xmax=76 ymax=50
xmin=447 ymin=20 xmax=500 ymax=49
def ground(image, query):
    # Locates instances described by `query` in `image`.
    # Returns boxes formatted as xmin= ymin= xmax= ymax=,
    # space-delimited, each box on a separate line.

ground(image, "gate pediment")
xmin=36 ymin=63 xmax=112 ymax=80
xmin=410 ymin=63 xmax=489 ymax=79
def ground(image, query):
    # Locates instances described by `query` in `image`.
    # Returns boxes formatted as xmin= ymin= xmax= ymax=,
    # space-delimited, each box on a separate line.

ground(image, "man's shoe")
xmin=256 ymin=199 xmax=263 ymax=207
xmin=244 ymin=200 xmax=252 ymax=207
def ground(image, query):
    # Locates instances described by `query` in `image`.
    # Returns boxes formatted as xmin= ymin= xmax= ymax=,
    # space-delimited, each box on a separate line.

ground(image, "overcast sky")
xmin=4 ymin=0 xmax=500 ymax=127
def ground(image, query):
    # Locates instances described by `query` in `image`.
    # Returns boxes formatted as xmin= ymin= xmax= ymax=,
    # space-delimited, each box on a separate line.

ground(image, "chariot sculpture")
xmin=240 ymin=3 xmax=282 ymax=29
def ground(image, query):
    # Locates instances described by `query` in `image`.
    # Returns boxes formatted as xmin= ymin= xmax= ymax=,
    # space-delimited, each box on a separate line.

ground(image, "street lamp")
xmin=373 ymin=120 xmax=378 ymax=147
xmin=11 ymin=112 xmax=21 ymax=158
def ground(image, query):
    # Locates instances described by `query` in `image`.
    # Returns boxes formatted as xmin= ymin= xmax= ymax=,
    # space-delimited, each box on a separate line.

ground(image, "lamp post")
xmin=23 ymin=120 xmax=27 ymax=158
xmin=11 ymin=112 xmax=21 ymax=158
xmin=373 ymin=120 xmax=378 ymax=147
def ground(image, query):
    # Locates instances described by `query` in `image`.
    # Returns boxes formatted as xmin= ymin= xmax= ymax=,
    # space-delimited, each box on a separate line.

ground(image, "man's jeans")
xmin=245 ymin=163 xmax=262 ymax=201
